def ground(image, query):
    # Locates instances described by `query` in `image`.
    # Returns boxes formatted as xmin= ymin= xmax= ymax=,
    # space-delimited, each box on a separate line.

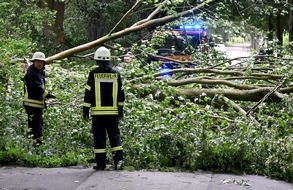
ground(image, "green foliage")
xmin=64 ymin=0 xmax=145 ymax=46
xmin=0 ymin=0 xmax=54 ymax=49
xmin=0 ymin=38 xmax=36 ymax=58
xmin=1 ymin=43 xmax=293 ymax=184
xmin=0 ymin=0 xmax=293 ymax=184
xmin=265 ymin=135 xmax=293 ymax=182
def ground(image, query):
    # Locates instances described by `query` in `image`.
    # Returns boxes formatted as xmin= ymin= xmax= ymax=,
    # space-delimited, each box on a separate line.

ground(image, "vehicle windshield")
xmin=152 ymin=27 xmax=207 ymax=56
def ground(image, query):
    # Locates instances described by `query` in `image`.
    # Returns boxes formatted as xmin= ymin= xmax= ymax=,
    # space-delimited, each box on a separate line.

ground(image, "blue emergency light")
xmin=162 ymin=68 xmax=170 ymax=73
xmin=179 ymin=23 xmax=202 ymax=30
xmin=161 ymin=64 xmax=172 ymax=75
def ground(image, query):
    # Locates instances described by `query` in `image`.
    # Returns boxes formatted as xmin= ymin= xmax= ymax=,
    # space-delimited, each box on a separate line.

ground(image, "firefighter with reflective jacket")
xmin=23 ymin=52 xmax=56 ymax=147
xmin=82 ymin=46 xmax=125 ymax=170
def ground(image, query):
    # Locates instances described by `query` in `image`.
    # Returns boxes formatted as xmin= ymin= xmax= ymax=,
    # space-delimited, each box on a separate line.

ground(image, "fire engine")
xmin=148 ymin=23 xmax=209 ymax=73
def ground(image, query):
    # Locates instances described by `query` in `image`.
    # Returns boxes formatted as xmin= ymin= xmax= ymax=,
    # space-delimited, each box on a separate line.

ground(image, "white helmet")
xmin=125 ymin=52 xmax=133 ymax=57
xmin=31 ymin=52 xmax=46 ymax=61
xmin=94 ymin=46 xmax=111 ymax=61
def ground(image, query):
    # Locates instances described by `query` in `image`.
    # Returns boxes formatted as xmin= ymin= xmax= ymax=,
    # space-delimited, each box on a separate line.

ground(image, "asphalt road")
xmin=226 ymin=43 xmax=251 ymax=59
xmin=225 ymin=43 xmax=251 ymax=66
xmin=0 ymin=166 xmax=292 ymax=190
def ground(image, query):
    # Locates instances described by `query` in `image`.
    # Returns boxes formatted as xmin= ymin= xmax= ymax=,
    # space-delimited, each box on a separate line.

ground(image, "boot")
xmin=32 ymin=138 xmax=42 ymax=147
xmin=93 ymin=164 xmax=105 ymax=170
xmin=93 ymin=153 xmax=106 ymax=170
xmin=114 ymin=160 xmax=123 ymax=170
xmin=113 ymin=150 xmax=123 ymax=170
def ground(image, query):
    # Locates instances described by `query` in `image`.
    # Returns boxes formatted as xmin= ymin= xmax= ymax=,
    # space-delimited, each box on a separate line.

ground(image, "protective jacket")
xmin=23 ymin=65 xmax=48 ymax=108
xmin=83 ymin=66 xmax=125 ymax=116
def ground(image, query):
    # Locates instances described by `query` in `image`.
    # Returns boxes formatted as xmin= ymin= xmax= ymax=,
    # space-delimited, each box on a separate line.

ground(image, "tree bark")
xmin=222 ymin=96 xmax=260 ymax=126
xmin=276 ymin=12 xmax=283 ymax=45
xmin=289 ymin=0 xmax=293 ymax=51
xmin=267 ymin=15 xmax=274 ymax=42
xmin=168 ymin=77 xmax=270 ymax=90
xmin=39 ymin=0 xmax=65 ymax=44
xmin=133 ymin=84 xmax=284 ymax=102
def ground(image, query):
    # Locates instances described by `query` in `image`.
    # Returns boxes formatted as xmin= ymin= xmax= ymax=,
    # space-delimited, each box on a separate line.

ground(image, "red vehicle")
xmin=149 ymin=23 xmax=209 ymax=72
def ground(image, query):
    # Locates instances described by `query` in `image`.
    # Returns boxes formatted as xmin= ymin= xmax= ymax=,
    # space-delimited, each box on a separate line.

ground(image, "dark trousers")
xmin=92 ymin=116 xmax=123 ymax=166
xmin=24 ymin=106 xmax=43 ymax=142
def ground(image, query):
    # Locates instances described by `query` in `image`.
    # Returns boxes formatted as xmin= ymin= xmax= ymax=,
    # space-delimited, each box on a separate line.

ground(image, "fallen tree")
xmin=12 ymin=0 xmax=293 ymax=119
xmin=128 ymin=56 xmax=291 ymax=101
xmin=44 ymin=0 xmax=216 ymax=63
xmin=122 ymin=51 xmax=292 ymax=124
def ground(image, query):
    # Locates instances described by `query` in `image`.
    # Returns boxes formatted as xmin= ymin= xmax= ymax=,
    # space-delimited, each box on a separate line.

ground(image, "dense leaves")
xmin=1 ymin=51 xmax=293 ymax=182
xmin=0 ymin=0 xmax=292 ymax=184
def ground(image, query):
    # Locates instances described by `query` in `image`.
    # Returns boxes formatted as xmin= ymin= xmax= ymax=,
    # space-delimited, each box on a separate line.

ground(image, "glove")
xmin=118 ymin=110 xmax=124 ymax=120
xmin=82 ymin=113 xmax=89 ymax=122
xmin=47 ymin=93 xmax=56 ymax=99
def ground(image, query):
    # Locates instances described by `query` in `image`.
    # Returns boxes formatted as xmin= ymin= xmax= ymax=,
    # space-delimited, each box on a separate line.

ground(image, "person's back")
xmin=83 ymin=47 xmax=125 ymax=170
xmin=84 ymin=66 xmax=124 ymax=116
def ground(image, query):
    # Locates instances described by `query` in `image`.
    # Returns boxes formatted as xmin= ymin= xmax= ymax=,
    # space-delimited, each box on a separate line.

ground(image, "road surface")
xmin=0 ymin=166 xmax=292 ymax=190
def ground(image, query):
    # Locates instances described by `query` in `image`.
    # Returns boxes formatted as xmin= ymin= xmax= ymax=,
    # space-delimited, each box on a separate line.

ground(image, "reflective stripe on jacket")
xmin=83 ymin=67 xmax=125 ymax=116
xmin=23 ymin=65 xmax=48 ymax=108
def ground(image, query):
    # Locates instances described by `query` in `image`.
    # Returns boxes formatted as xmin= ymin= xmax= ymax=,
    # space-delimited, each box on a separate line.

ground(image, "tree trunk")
xmin=85 ymin=0 xmax=112 ymax=41
xmin=267 ymin=15 xmax=274 ymax=41
xmin=289 ymin=0 xmax=293 ymax=51
xmin=250 ymin=27 xmax=261 ymax=50
xmin=133 ymin=84 xmax=284 ymax=102
xmin=39 ymin=0 xmax=65 ymax=44
xmin=87 ymin=14 xmax=107 ymax=41
xmin=276 ymin=12 xmax=283 ymax=45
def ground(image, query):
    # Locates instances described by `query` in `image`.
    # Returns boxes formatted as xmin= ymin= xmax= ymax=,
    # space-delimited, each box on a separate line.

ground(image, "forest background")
xmin=0 ymin=0 xmax=292 ymax=183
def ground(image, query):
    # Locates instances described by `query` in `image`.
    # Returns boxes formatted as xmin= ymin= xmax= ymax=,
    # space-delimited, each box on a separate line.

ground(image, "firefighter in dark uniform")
xmin=82 ymin=46 xmax=125 ymax=170
xmin=23 ymin=52 xmax=56 ymax=146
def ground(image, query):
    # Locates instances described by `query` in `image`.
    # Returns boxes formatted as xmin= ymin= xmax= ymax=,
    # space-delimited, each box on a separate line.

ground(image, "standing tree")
xmin=39 ymin=0 xmax=66 ymax=44
xmin=289 ymin=0 xmax=293 ymax=50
